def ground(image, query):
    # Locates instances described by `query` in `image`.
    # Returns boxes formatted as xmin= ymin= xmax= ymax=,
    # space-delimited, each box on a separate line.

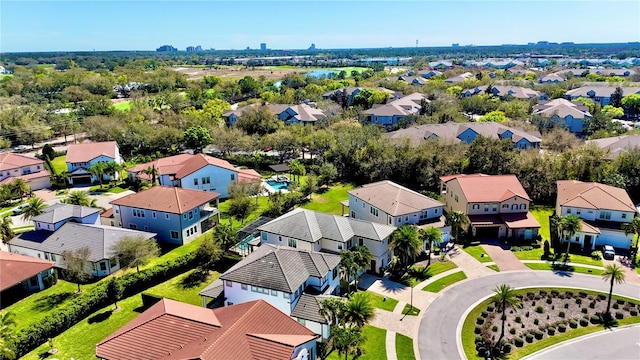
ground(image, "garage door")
xmin=72 ymin=175 xmax=92 ymax=185
xmin=598 ymin=230 xmax=632 ymax=249
xmin=475 ymin=226 xmax=500 ymax=239
xmin=29 ymin=176 xmax=52 ymax=191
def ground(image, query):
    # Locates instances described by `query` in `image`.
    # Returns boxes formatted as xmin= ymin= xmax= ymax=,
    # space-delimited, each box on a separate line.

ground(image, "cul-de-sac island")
xmin=1 ymin=3 xmax=640 ymax=360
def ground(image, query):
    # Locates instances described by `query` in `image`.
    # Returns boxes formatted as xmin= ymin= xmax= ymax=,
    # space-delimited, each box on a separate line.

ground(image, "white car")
xmin=602 ymin=245 xmax=615 ymax=260
xmin=13 ymin=145 xmax=28 ymax=152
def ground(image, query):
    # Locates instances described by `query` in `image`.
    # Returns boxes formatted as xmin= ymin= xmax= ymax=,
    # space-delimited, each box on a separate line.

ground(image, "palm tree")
xmin=21 ymin=197 xmax=46 ymax=221
xmin=88 ymin=161 xmax=107 ymax=188
xmin=319 ymin=297 xmax=347 ymax=326
xmin=104 ymin=161 xmax=123 ymax=186
xmin=0 ymin=311 xmax=17 ymax=359
xmin=64 ymin=190 xmax=90 ymax=206
xmin=0 ymin=217 xmax=15 ymax=244
xmin=420 ymin=226 xmax=442 ymax=266
xmin=446 ymin=211 xmax=469 ymax=244
xmin=490 ymin=284 xmax=521 ymax=351
xmin=353 ymin=246 xmax=373 ymax=289
xmin=602 ymin=264 xmax=626 ymax=317
xmin=11 ymin=179 xmax=30 ymax=200
xmin=251 ymin=151 xmax=263 ymax=171
xmin=340 ymin=250 xmax=359 ymax=294
xmin=143 ymin=165 xmax=158 ymax=186
xmin=559 ymin=215 xmax=582 ymax=262
xmin=332 ymin=326 xmax=366 ymax=360
xmin=288 ymin=160 xmax=305 ymax=183
xmin=390 ymin=225 xmax=422 ymax=270
xmin=622 ymin=217 xmax=640 ymax=265
xmin=344 ymin=292 xmax=374 ymax=328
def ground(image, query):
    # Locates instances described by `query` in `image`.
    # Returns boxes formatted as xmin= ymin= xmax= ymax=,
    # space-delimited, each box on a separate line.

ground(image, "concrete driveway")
xmin=417 ymin=272 xmax=640 ymax=360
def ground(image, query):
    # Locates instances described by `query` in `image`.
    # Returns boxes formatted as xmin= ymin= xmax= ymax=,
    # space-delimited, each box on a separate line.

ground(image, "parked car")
xmin=12 ymin=203 xmax=29 ymax=215
xmin=602 ymin=245 xmax=615 ymax=260
xmin=13 ymin=145 xmax=28 ymax=152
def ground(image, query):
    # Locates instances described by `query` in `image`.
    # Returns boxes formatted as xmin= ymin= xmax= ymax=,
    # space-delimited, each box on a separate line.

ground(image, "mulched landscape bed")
xmin=473 ymin=289 xmax=640 ymax=356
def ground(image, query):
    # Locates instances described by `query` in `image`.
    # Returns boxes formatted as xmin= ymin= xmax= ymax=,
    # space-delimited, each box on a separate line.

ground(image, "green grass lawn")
xmin=218 ymin=195 xmax=270 ymax=231
xmin=89 ymin=184 xmax=129 ymax=194
xmin=402 ymin=303 xmax=420 ymax=316
xmin=143 ymin=269 xmax=220 ymax=306
xmin=462 ymin=245 xmax=492 ymax=263
xmin=367 ymin=291 xmax=399 ymax=312
xmin=49 ymin=155 xmax=67 ymax=175
xmin=513 ymin=247 xmax=545 ymax=260
xmin=524 ymin=262 xmax=604 ymax=275
xmin=530 ymin=206 xmax=553 ymax=241
xmin=486 ymin=264 xmax=500 ymax=272
xmin=396 ymin=333 xmax=415 ymax=360
xmin=301 ymin=183 xmax=355 ymax=215
xmin=422 ymin=271 xmax=467 ymax=292
xmin=113 ymin=101 xmax=131 ymax=111
xmin=325 ymin=325 xmax=387 ymax=360
xmin=426 ymin=260 xmax=458 ymax=276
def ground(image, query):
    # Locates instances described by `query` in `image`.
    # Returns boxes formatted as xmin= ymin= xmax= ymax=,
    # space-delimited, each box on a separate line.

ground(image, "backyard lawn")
xmin=113 ymin=101 xmax=131 ymax=111
xmin=530 ymin=206 xmax=553 ymax=241
xmin=143 ymin=269 xmax=220 ymax=306
xmin=422 ymin=271 xmax=467 ymax=293
xmin=48 ymin=155 xmax=67 ymax=175
xmin=326 ymin=325 xmax=387 ymax=360
xmin=301 ymin=183 xmax=355 ymax=215
xmin=462 ymin=245 xmax=492 ymax=263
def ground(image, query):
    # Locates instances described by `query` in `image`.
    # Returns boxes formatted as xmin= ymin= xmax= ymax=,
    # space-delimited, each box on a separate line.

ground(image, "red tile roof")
xmin=0 ymin=251 xmax=53 ymax=291
xmin=110 ymin=186 xmax=220 ymax=214
xmin=501 ymin=212 xmax=540 ymax=228
xmin=96 ymin=298 xmax=318 ymax=360
xmin=65 ymin=141 xmax=118 ymax=163
xmin=557 ymin=180 xmax=637 ymax=213
xmin=0 ymin=153 xmax=44 ymax=171
xmin=0 ymin=170 xmax=51 ymax=185
xmin=443 ymin=174 xmax=530 ymax=202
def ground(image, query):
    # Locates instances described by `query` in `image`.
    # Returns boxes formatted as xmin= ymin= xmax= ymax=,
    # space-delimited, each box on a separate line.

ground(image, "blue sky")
xmin=1 ymin=1 xmax=639 ymax=52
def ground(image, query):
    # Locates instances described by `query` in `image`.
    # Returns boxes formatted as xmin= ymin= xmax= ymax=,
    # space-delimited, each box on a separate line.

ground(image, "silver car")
xmin=602 ymin=245 xmax=615 ymax=260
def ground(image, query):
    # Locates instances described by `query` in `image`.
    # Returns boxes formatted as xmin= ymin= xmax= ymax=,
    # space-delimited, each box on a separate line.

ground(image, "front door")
xmin=370 ymin=259 xmax=376 ymax=274
xmin=584 ymin=235 xmax=593 ymax=251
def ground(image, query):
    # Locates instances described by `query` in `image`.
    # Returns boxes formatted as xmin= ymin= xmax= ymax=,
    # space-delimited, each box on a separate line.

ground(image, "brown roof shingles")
xmin=66 ymin=141 xmax=118 ymax=163
xmin=110 ymin=186 xmax=219 ymax=214
xmin=556 ymin=180 xmax=636 ymax=213
xmin=0 ymin=251 xmax=53 ymax=291
xmin=349 ymin=180 xmax=443 ymax=216
xmin=96 ymin=298 xmax=318 ymax=360
xmin=442 ymin=174 xmax=531 ymax=202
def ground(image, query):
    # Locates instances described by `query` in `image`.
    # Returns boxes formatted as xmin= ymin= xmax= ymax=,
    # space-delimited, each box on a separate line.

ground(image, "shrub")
xmin=476 ymin=317 xmax=485 ymax=325
xmin=515 ymin=316 xmax=522 ymax=323
xmin=589 ymin=301 xmax=596 ymax=309
xmin=558 ymin=311 xmax=565 ymax=318
xmin=598 ymin=294 xmax=607 ymax=301
xmin=579 ymin=291 xmax=588 ymax=298
xmin=535 ymin=306 xmax=544 ymax=313
xmin=475 ymin=335 xmax=483 ymax=344
xmin=547 ymin=327 xmax=556 ymax=335
xmin=503 ymin=343 xmax=512 ymax=353
xmin=533 ymin=319 xmax=539 ymax=325
xmin=569 ymin=320 xmax=578 ymax=328
xmin=491 ymin=325 xmax=498 ymax=332
xmin=630 ymin=309 xmax=638 ymax=316
xmin=582 ymin=307 xmax=588 ymax=314
xmin=476 ymin=346 xmax=486 ymax=356
xmin=564 ymin=303 xmax=569 ymax=309
xmin=616 ymin=298 xmax=625 ymax=305
xmin=546 ymin=297 xmax=553 ymax=304
xmin=613 ymin=303 xmax=619 ymax=309
xmin=616 ymin=312 xmax=624 ymax=319
xmin=576 ymin=298 xmax=582 ymax=305
xmin=580 ymin=318 xmax=589 ymax=327
xmin=486 ymin=305 xmax=495 ymax=312
xmin=525 ymin=311 xmax=530 ymax=317
xmin=514 ymin=337 xmax=524 ymax=347
xmin=481 ymin=311 xmax=489 ymax=318
xmin=550 ymin=289 xmax=560 ymax=297
xmin=590 ymin=251 xmax=602 ymax=260
xmin=590 ymin=315 xmax=601 ymax=324
xmin=509 ymin=327 xmax=516 ymax=334
xmin=534 ymin=330 xmax=544 ymax=339
xmin=558 ymin=324 xmax=567 ymax=332
xmin=539 ymin=290 xmax=547 ymax=296
xmin=565 ymin=291 xmax=573 ymax=297
xmin=525 ymin=334 xmax=534 ymax=343
xmin=474 ymin=326 xmax=482 ymax=334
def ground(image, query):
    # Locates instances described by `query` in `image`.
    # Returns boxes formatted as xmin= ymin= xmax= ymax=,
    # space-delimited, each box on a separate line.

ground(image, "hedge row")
xmin=13 ymin=252 xmax=198 ymax=357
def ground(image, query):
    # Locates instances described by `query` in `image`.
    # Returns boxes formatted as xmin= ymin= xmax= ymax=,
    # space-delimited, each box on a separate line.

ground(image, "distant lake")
xmin=306 ymin=69 xmax=339 ymax=78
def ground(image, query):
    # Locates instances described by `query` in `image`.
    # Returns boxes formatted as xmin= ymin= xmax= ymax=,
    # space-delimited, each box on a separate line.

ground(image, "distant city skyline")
xmin=1 ymin=1 xmax=639 ymax=53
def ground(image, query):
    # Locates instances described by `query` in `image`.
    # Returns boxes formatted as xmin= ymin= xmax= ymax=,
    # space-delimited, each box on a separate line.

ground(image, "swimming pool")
xmin=266 ymin=180 xmax=290 ymax=191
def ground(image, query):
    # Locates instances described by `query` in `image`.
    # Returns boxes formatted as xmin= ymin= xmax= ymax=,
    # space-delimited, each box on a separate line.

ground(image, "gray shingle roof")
xmin=348 ymin=180 xmax=443 ymax=216
xmin=258 ymin=208 xmax=396 ymax=243
xmin=198 ymin=278 xmax=224 ymax=299
xmin=291 ymin=294 xmax=328 ymax=324
xmin=32 ymin=203 xmax=101 ymax=224
xmin=9 ymin=223 xmax=156 ymax=262
xmin=218 ymin=244 xmax=340 ymax=293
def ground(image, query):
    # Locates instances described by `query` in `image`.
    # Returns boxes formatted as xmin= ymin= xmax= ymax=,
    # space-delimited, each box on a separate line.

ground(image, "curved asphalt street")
xmin=417 ymin=271 xmax=640 ymax=360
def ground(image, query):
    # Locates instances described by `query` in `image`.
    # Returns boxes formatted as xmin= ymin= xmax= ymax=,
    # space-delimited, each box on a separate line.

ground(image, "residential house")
xmin=65 ymin=141 xmax=122 ymax=185
xmin=0 ymin=153 xmax=51 ymax=191
xmin=322 ymin=87 xmax=399 ymax=106
xmin=110 ymin=186 xmax=220 ymax=245
xmin=8 ymin=203 xmax=156 ymax=277
xmin=419 ymin=70 xmax=443 ymax=79
xmin=126 ymin=153 xmax=261 ymax=198
xmin=399 ymin=75 xmax=428 ymax=85
xmin=539 ymin=73 xmax=567 ymax=83
xmin=0 ymin=251 xmax=54 ymax=295
xmin=258 ymin=208 xmax=396 ymax=273
xmin=558 ymin=68 xmax=636 ymax=78
xmin=461 ymin=85 xmax=545 ymax=100
xmin=386 ymin=122 xmax=542 ymax=150
xmin=445 ymin=72 xmax=474 ymax=83
xmin=440 ymin=174 xmax=540 ymax=240
xmin=199 ymin=244 xmax=339 ymax=341
xmin=532 ymin=98 xmax=591 ymax=134
xmin=96 ymin=298 xmax=319 ymax=360
xmin=362 ymin=92 xmax=430 ymax=129
xmin=428 ymin=61 xmax=453 ymax=69
xmin=565 ymin=86 xmax=640 ymax=107
xmin=556 ymin=180 xmax=637 ymax=251
xmin=223 ymin=103 xmax=327 ymax=126
xmin=585 ymin=134 xmax=640 ymax=159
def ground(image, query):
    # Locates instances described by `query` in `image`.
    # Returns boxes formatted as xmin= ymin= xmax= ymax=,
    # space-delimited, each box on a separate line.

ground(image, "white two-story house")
xmin=199 ymin=244 xmax=340 ymax=342
xmin=258 ymin=208 xmax=396 ymax=274
xmin=556 ymin=180 xmax=637 ymax=251
xmin=110 ymin=186 xmax=220 ymax=245
xmin=65 ymin=141 xmax=122 ymax=185
xmin=440 ymin=174 xmax=540 ymax=240
xmin=0 ymin=153 xmax=51 ymax=190
xmin=126 ymin=154 xmax=261 ymax=199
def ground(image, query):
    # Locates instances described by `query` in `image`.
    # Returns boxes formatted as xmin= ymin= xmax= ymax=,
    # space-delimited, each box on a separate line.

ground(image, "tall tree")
xmin=390 ymin=225 xmax=422 ymax=271
xmin=103 ymin=161 xmax=123 ymax=184
xmin=332 ymin=326 xmax=366 ymax=360
xmin=105 ymin=277 xmax=123 ymax=310
xmin=622 ymin=217 xmax=640 ymax=266
xmin=0 ymin=217 xmax=15 ymax=244
xmin=601 ymin=264 xmax=626 ymax=317
xmin=61 ymin=247 xmax=91 ymax=292
xmin=144 ymin=165 xmax=158 ymax=186
xmin=344 ymin=292 xmax=374 ymax=328
xmin=227 ymin=196 xmax=256 ymax=225
xmin=11 ymin=179 xmax=30 ymax=200
xmin=352 ymin=246 xmax=373 ymax=289
xmin=21 ymin=197 xmax=46 ymax=221
xmin=63 ymin=190 xmax=90 ymax=206
xmin=610 ymin=87 xmax=624 ymax=108
xmin=559 ymin=215 xmax=582 ymax=261
xmin=212 ymin=223 xmax=236 ymax=253
xmin=490 ymin=284 xmax=521 ymax=352
xmin=319 ymin=297 xmax=347 ymax=326
xmin=183 ymin=126 xmax=212 ymax=153
xmin=288 ymin=160 xmax=306 ymax=183
xmin=420 ymin=227 xmax=442 ymax=266
xmin=88 ymin=161 xmax=107 ymax=188
xmin=340 ymin=250 xmax=359 ymax=294
xmin=0 ymin=311 xmax=18 ymax=360
xmin=195 ymin=234 xmax=223 ymax=271
xmin=446 ymin=211 xmax=469 ymax=244
xmin=111 ymin=237 xmax=160 ymax=272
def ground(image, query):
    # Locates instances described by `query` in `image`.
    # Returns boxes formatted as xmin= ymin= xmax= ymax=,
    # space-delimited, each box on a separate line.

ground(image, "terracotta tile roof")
xmin=110 ymin=186 xmax=220 ymax=214
xmin=66 ymin=141 xmax=118 ymax=163
xmin=0 ymin=170 xmax=51 ymax=185
xmin=556 ymin=180 xmax=637 ymax=213
xmin=0 ymin=153 xmax=44 ymax=171
xmin=443 ymin=174 xmax=531 ymax=202
xmin=96 ymin=298 xmax=318 ymax=360
xmin=349 ymin=180 xmax=443 ymax=216
xmin=580 ymin=221 xmax=601 ymax=234
xmin=500 ymin=212 xmax=540 ymax=228
xmin=0 ymin=251 xmax=53 ymax=291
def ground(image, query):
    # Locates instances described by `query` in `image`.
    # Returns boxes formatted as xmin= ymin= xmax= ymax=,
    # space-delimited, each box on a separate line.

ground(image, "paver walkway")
xmin=605 ymin=255 xmax=640 ymax=285
xmin=482 ymin=241 xmax=530 ymax=271
xmin=446 ymin=245 xmax=495 ymax=278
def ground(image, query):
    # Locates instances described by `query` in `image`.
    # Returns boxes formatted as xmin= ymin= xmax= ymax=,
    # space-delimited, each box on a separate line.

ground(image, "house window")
xmin=129 ymin=224 xmax=137 ymax=230
xmin=115 ymin=208 xmax=119 ymax=214
xmin=110 ymin=257 xmax=117 ymax=267
xmin=241 ymin=283 xmax=248 ymax=290
xmin=194 ymin=178 xmax=199 ymax=186
xmin=271 ymin=289 xmax=278 ymax=296
xmin=370 ymin=207 xmax=379 ymax=217
xmin=622 ymin=213 xmax=627 ymax=219
xmin=132 ymin=209 xmax=145 ymax=218
xmin=261 ymin=232 xmax=267 ymax=241
xmin=455 ymin=195 xmax=459 ymax=202
xmin=288 ymin=238 xmax=297 ymax=248
xmin=144 ymin=226 xmax=148 ymax=231
xmin=338 ymin=243 xmax=343 ymax=250
xmin=152 ymin=211 xmax=156 ymax=219
xmin=230 ymin=174 xmax=235 ymax=181
xmin=251 ymin=286 xmax=258 ymax=292
xmin=484 ymin=204 xmax=489 ymax=212
xmin=225 ymin=280 xmax=232 ymax=287
xmin=576 ymin=210 xmax=581 ymax=215
xmin=165 ymin=214 xmax=170 ymax=219
xmin=51 ymin=254 xmax=56 ymax=261
xmin=599 ymin=211 xmax=611 ymax=220
xmin=359 ymin=238 xmax=364 ymax=246
xmin=183 ymin=214 xmax=187 ymax=219
xmin=434 ymin=208 xmax=438 ymax=214
xmin=566 ymin=208 xmax=571 ymax=214
xmin=171 ymin=231 xmax=179 ymax=239
xmin=333 ymin=267 xmax=338 ymax=279
xmin=284 ymin=293 xmax=290 ymax=299
xmin=519 ymin=204 xmax=526 ymax=210
xmin=502 ymin=204 xmax=509 ymax=209
xmin=512 ymin=204 xmax=517 ymax=210
xmin=473 ymin=204 xmax=479 ymax=210
xmin=188 ymin=211 xmax=193 ymax=220
xmin=298 ymin=319 xmax=306 ymax=325
xmin=279 ymin=236 xmax=282 ymax=242
xmin=202 ymin=177 xmax=211 ymax=184
xmin=100 ymin=262 xmax=107 ymax=271
xmin=492 ymin=204 xmax=497 ymax=212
